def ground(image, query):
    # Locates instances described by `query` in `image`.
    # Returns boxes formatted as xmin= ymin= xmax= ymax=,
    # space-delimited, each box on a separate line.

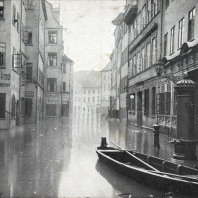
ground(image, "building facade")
xmin=73 ymin=70 xmax=101 ymax=129
xmin=44 ymin=2 xmax=64 ymax=118
xmin=0 ymin=0 xmax=47 ymax=129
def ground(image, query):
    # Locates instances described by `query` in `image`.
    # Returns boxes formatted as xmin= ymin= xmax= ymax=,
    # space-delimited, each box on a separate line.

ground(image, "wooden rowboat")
xmin=96 ymin=139 xmax=198 ymax=196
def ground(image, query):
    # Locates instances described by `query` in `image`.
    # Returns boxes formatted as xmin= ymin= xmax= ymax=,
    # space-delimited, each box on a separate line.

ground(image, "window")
xmin=12 ymin=4 xmax=16 ymax=25
xmin=147 ymin=0 xmax=151 ymax=23
xmin=173 ymin=91 xmax=177 ymax=115
xmin=26 ymin=63 xmax=32 ymax=81
xmin=137 ymin=52 xmax=141 ymax=73
xmin=188 ymin=8 xmax=195 ymax=41
xmin=164 ymin=33 xmax=168 ymax=56
xmin=141 ymin=47 xmax=145 ymax=70
xmin=178 ymin=18 xmax=184 ymax=48
xmin=17 ymin=13 xmax=20 ymax=32
xmin=92 ymin=96 xmax=95 ymax=102
xmin=130 ymin=94 xmax=135 ymax=112
xmin=23 ymin=29 xmax=32 ymax=44
xmin=63 ymin=64 xmax=66 ymax=73
xmin=12 ymin=53 xmax=22 ymax=69
xmin=165 ymin=0 xmax=169 ymax=8
xmin=153 ymin=0 xmax=158 ymax=16
xmin=11 ymin=95 xmax=15 ymax=118
xmin=48 ymin=53 xmax=57 ymax=66
xmin=0 ymin=43 xmax=5 ymax=68
xmin=47 ymin=78 xmax=57 ymax=92
xmin=48 ymin=31 xmax=57 ymax=44
xmin=152 ymin=37 xmax=157 ymax=64
xmin=142 ymin=5 xmax=146 ymax=28
xmin=133 ymin=55 xmax=137 ymax=75
xmin=0 ymin=93 xmax=6 ymax=118
xmin=0 ymin=0 xmax=4 ymax=18
xmin=170 ymin=26 xmax=175 ymax=53
xmin=63 ymin=82 xmax=66 ymax=92
xmin=152 ymin=87 xmax=156 ymax=115
xmin=88 ymin=97 xmax=90 ymax=103
xmin=83 ymin=97 xmax=86 ymax=102
xmin=146 ymin=43 xmax=151 ymax=68
xmin=144 ymin=89 xmax=149 ymax=116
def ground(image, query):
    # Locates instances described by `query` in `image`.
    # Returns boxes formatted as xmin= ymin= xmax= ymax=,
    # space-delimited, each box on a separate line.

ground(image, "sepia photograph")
xmin=0 ymin=0 xmax=198 ymax=197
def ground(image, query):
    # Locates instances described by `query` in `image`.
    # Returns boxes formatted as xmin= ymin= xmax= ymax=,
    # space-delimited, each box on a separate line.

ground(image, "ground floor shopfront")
xmin=44 ymin=92 xmax=70 ymax=118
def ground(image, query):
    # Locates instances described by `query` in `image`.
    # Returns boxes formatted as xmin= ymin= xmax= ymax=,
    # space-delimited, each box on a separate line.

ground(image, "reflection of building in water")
xmin=101 ymin=62 xmax=111 ymax=119
xmin=73 ymin=70 xmax=101 ymax=132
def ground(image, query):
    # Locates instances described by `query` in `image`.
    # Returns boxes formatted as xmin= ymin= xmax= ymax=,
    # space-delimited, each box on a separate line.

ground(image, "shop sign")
xmin=0 ymin=83 xmax=10 ymax=87
xmin=25 ymin=91 xmax=34 ymax=97
xmin=45 ymin=93 xmax=61 ymax=104
xmin=0 ymin=72 xmax=11 ymax=81
xmin=62 ymin=93 xmax=69 ymax=104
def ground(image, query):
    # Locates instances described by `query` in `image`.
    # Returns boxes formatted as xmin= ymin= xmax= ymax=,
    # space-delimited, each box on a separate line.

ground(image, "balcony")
xmin=123 ymin=3 xmax=138 ymax=25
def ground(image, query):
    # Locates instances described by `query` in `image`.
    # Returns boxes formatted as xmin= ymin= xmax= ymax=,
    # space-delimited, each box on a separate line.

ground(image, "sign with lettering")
xmin=25 ymin=91 xmax=34 ymax=97
xmin=62 ymin=93 xmax=69 ymax=104
xmin=0 ymin=72 xmax=11 ymax=81
xmin=0 ymin=83 xmax=10 ymax=87
xmin=45 ymin=93 xmax=61 ymax=104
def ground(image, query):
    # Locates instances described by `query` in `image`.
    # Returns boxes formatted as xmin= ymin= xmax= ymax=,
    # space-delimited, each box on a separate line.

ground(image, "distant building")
xmin=73 ymin=70 xmax=101 ymax=129
xmin=101 ymin=62 xmax=111 ymax=118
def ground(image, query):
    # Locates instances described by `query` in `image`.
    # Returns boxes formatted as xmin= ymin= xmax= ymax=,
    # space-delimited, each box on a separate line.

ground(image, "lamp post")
xmin=153 ymin=60 xmax=165 ymax=148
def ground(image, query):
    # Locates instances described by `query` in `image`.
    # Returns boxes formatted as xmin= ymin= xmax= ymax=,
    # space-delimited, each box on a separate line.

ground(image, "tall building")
xmin=44 ymin=2 xmax=64 ymax=118
xmin=0 ymin=0 xmax=47 ymax=129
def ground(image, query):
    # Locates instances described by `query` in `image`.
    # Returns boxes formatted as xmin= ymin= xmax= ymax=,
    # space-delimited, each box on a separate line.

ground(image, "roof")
xmin=102 ymin=62 xmax=111 ymax=72
xmin=63 ymin=55 xmax=74 ymax=64
xmin=74 ymin=70 xmax=101 ymax=88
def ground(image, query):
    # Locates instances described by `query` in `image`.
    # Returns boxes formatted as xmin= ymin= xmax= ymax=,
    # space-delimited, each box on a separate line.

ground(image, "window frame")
xmin=188 ymin=7 xmax=196 ymax=41
xmin=48 ymin=52 xmax=57 ymax=67
xmin=178 ymin=18 xmax=184 ymax=48
xmin=47 ymin=78 xmax=57 ymax=92
xmin=0 ymin=0 xmax=4 ymax=19
xmin=0 ymin=42 xmax=6 ymax=68
xmin=170 ymin=26 xmax=175 ymax=54
xmin=48 ymin=30 xmax=58 ymax=44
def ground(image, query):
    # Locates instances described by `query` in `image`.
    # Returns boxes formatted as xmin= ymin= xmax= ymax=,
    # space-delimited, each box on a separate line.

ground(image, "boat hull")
xmin=96 ymin=149 xmax=198 ymax=196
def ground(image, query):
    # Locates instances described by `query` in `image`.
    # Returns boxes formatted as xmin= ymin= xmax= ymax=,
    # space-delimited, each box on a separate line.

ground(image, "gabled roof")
xmin=63 ymin=55 xmax=74 ymax=64
xmin=102 ymin=62 xmax=111 ymax=71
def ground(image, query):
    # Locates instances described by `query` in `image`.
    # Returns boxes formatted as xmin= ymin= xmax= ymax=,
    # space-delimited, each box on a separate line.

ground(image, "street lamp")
xmin=153 ymin=60 xmax=165 ymax=148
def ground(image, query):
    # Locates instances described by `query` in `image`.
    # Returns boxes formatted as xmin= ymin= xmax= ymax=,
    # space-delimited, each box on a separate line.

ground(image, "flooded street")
xmin=0 ymin=112 xmax=193 ymax=198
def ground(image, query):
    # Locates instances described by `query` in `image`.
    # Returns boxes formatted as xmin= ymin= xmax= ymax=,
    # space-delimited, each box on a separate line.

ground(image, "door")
xmin=137 ymin=91 xmax=142 ymax=127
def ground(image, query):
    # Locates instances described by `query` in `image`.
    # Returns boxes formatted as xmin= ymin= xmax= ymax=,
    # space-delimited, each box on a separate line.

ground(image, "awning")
xmin=112 ymin=13 xmax=124 ymax=26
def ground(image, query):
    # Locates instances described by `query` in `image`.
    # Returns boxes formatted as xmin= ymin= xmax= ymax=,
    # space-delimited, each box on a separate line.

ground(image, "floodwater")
xmin=0 ymin=111 xmax=194 ymax=197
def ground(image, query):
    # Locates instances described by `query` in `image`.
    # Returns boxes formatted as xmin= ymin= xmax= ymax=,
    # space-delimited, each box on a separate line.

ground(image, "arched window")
xmin=11 ymin=94 xmax=15 ymax=118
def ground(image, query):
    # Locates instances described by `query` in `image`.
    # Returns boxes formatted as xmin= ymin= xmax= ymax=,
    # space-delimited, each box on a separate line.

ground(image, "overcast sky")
xmin=48 ymin=0 xmax=125 ymax=71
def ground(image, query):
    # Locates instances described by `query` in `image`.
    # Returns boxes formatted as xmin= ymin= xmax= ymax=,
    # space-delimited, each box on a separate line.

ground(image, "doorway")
xmin=137 ymin=91 xmax=142 ymax=127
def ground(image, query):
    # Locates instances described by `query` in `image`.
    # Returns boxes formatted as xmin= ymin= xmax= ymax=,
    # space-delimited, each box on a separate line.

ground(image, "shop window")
xmin=48 ymin=31 xmax=57 ymax=44
xmin=159 ymin=92 xmax=165 ymax=114
xmin=0 ymin=0 xmax=4 ymax=18
xmin=130 ymin=94 xmax=135 ymax=112
xmin=11 ymin=95 xmax=15 ymax=118
xmin=46 ymin=104 xmax=56 ymax=116
xmin=48 ymin=53 xmax=57 ymax=66
xmin=178 ymin=18 xmax=184 ymax=48
xmin=170 ymin=26 xmax=175 ymax=54
xmin=144 ymin=89 xmax=149 ymax=116
xmin=26 ymin=63 xmax=32 ymax=81
xmin=152 ymin=87 xmax=156 ymax=115
xmin=0 ymin=43 xmax=5 ymax=68
xmin=47 ymin=78 xmax=57 ymax=92
xmin=188 ymin=8 xmax=195 ymax=41
xmin=25 ymin=98 xmax=32 ymax=116
xmin=0 ymin=93 xmax=6 ymax=118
